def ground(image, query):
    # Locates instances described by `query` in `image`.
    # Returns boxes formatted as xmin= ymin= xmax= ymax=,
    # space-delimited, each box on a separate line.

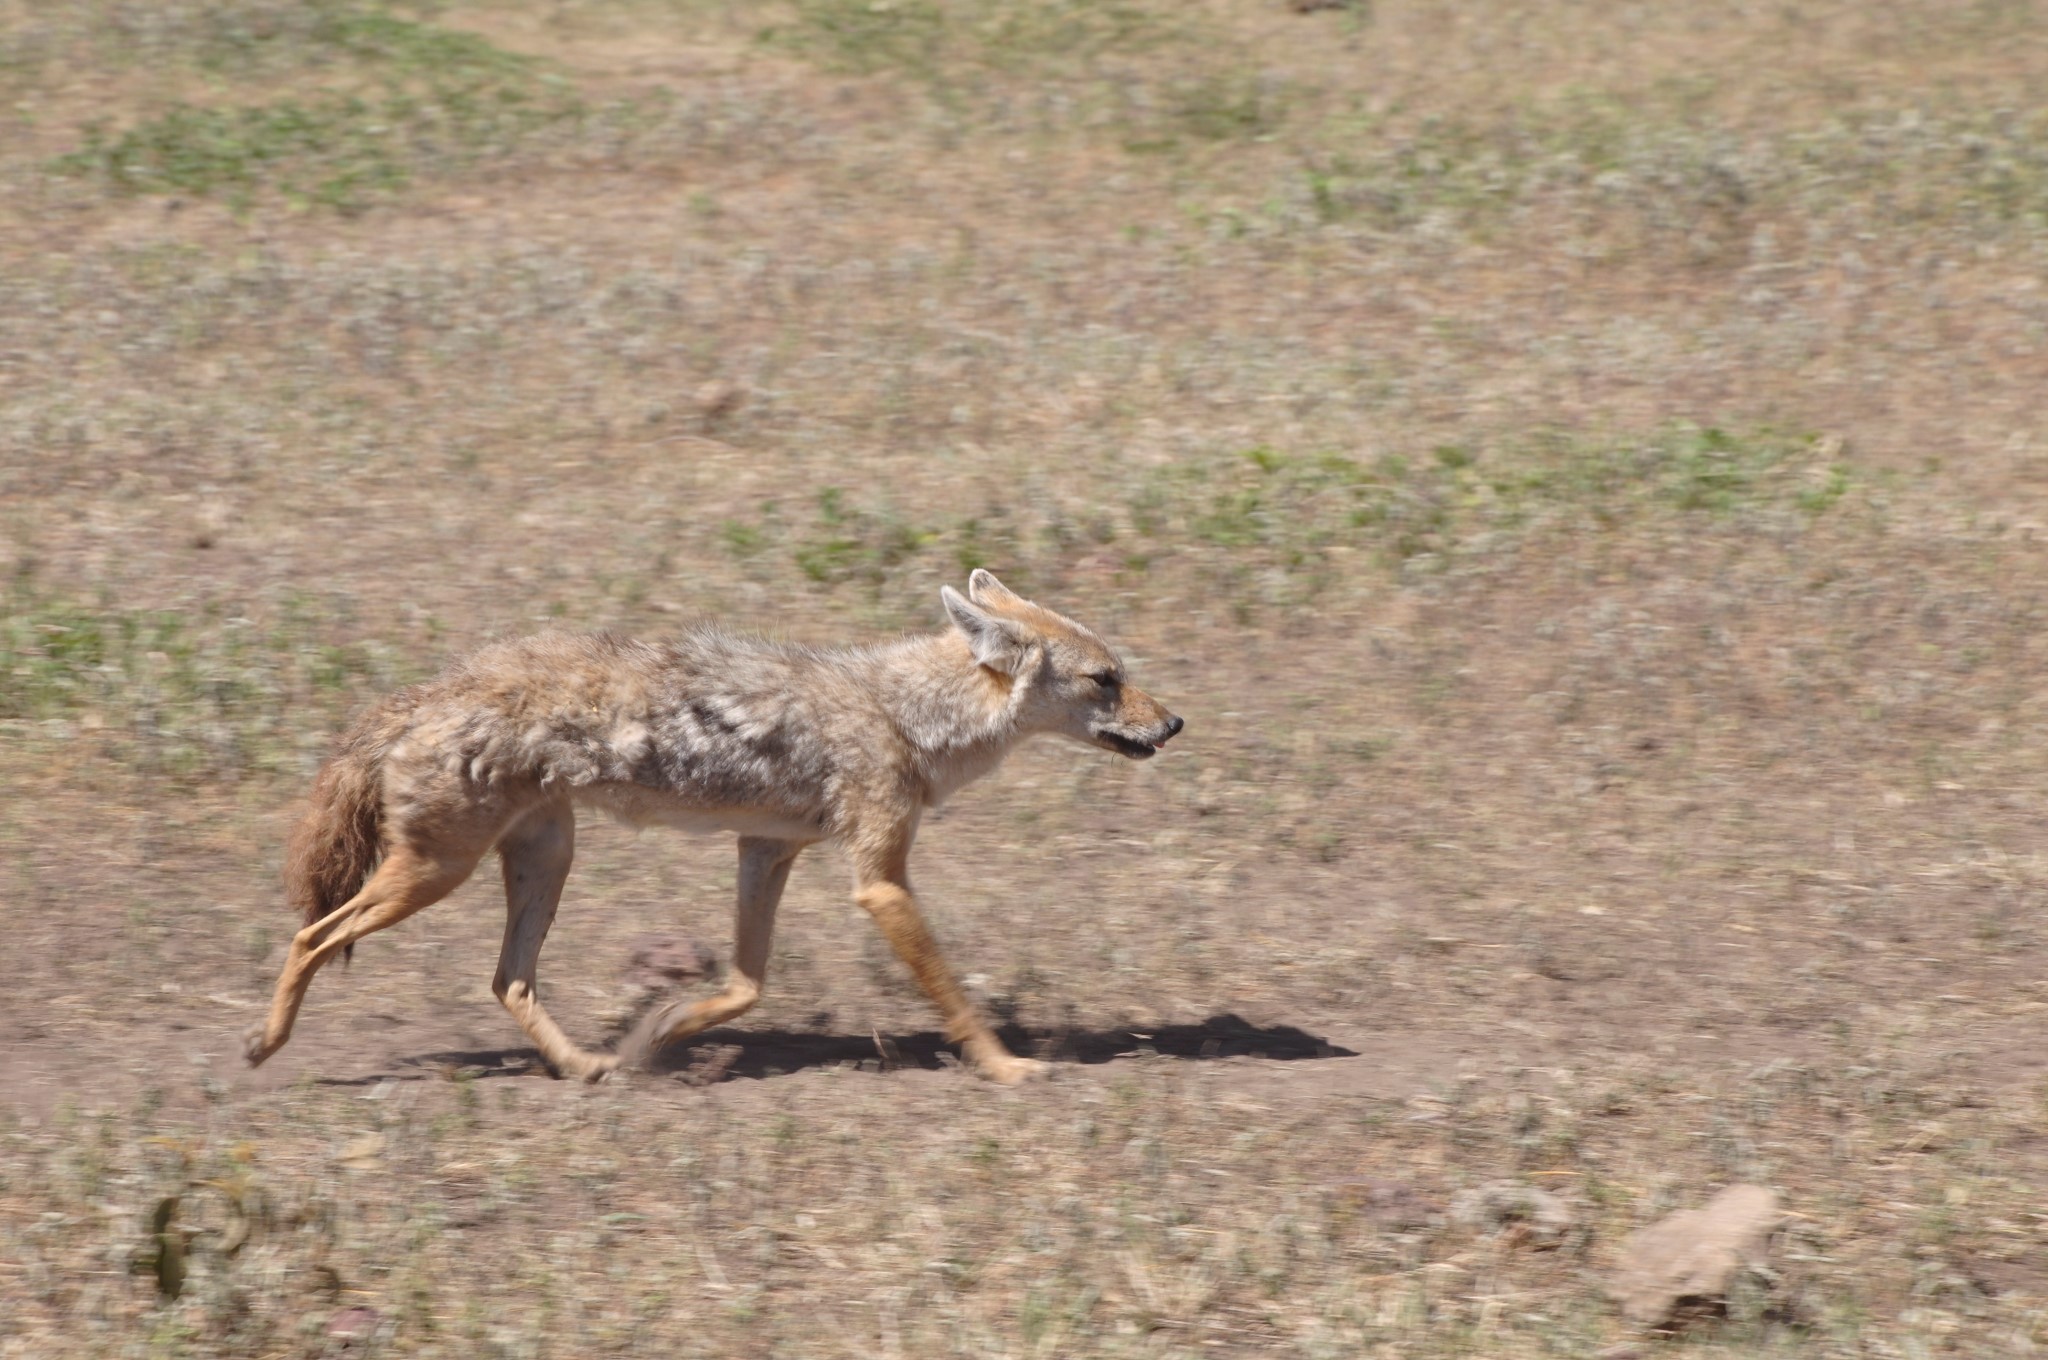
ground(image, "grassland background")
xmin=3 ymin=1 xmax=2048 ymax=1355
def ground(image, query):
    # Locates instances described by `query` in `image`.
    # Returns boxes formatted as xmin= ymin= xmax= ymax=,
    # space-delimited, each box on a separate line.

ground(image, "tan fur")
xmin=247 ymin=571 xmax=1182 ymax=1084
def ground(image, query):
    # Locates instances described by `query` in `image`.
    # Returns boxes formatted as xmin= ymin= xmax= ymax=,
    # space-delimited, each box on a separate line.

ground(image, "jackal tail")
xmin=284 ymin=728 xmax=387 ymax=962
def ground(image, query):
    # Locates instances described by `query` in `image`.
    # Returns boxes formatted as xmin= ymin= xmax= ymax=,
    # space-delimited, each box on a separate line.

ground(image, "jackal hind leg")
xmin=615 ymin=836 xmax=804 ymax=1070
xmin=245 ymin=843 xmax=481 ymax=1067
xmin=850 ymin=841 xmax=1046 ymax=1086
xmin=491 ymin=801 xmax=617 ymax=1082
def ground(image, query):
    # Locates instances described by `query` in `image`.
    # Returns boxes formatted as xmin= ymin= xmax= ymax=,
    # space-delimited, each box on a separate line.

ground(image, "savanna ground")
xmin=3 ymin=1 xmax=2048 ymax=1355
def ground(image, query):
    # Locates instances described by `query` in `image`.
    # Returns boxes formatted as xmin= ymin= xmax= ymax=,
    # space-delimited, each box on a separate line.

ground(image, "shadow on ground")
xmin=364 ymin=1013 xmax=1356 ymax=1085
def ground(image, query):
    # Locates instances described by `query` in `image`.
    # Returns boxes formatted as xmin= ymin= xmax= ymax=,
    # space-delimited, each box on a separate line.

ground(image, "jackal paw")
xmin=242 ymin=1025 xmax=280 ymax=1068
xmin=974 ymin=1053 xmax=1051 ymax=1086
xmin=550 ymin=1051 xmax=621 ymax=1084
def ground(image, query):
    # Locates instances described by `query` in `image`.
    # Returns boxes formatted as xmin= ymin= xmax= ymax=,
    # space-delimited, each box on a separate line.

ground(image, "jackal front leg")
xmin=851 ymin=846 xmax=1046 ymax=1085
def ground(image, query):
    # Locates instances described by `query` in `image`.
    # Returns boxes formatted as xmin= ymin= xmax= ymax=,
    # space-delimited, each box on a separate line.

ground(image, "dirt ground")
xmin=3 ymin=2 xmax=2048 ymax=1356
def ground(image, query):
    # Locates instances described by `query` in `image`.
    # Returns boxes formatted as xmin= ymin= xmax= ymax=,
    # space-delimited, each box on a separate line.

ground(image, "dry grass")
xmin=4 ymin=1 xmax=2048 ymax=1355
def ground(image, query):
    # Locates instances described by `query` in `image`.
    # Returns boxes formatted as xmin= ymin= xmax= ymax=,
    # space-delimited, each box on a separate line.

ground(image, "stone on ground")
xmin=1607 ymin=1184 xmax=1783 ymax=1326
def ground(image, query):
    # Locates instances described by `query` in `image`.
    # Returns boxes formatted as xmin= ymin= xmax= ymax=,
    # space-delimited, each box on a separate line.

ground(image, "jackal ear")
xmin=942 ymin=585 xmax=1030 ymax=673
xmin=966 ymin=568 xmax=1024 ymax=609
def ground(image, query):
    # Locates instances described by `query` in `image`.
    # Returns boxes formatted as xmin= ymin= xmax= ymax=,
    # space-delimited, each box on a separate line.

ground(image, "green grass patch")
xmin=761 ymin=0 xmax=1167 ymax=80
xmin=708 ymin=426 xmax=1852 ymax=621
xmin=760 ymin=0 xmax=1288 ymax=149
xmin=714 ymin=487 xmax=1047 ymax=619
xmin=1295 ymin=101 xmax=2048 ymax=248
xmin=50 ymin=7 xmax=581 ymax=212
xmin=1154 ymin=424 xmax=1840 ymax=585
xmin=0 ymin=576 xmax=422 ymax=779
xmin=788 ymin=487 xmax=939 ymax=590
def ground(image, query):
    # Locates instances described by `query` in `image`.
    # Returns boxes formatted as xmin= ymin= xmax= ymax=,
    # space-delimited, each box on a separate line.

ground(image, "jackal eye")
xmin=1090 ymin=671 xmax=1119 ymax=689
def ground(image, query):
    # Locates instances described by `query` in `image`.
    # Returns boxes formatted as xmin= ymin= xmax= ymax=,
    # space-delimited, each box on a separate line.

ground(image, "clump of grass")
xmin=762 ymin=0 xmax=1288 ymax=150
xmin=764 ymin=0 xmax=950 ymax=79
xmin=1499 ymin=424 xmax=1833 ymax=518
xmin=788 ymin=487 xmax=936 ymax=591
xmin=762 ymin=0 xmax=1166 ymax=80
xmin=50 ymin=7 xmax=581 ymax=212
xmin=1164 ymin=72 xmax=1287 ymax=143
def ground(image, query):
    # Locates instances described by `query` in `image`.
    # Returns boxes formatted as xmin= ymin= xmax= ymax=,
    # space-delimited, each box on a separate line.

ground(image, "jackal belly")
xmin=571 ymin=780 xmax=827 ymax=841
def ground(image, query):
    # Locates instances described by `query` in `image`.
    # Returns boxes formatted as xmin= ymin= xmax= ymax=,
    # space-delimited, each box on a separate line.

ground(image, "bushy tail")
xmin=284 ymin=732 xmax=386 ymax=963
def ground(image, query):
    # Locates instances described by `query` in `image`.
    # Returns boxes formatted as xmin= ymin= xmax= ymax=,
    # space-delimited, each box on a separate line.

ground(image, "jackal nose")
xmin=1164 ymin=715 xmax=1184 ymax=740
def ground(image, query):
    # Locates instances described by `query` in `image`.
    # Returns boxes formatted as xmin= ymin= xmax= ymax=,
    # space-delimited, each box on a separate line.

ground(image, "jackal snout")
xmin=1091 ymin=687 xmax=1183 ymax=760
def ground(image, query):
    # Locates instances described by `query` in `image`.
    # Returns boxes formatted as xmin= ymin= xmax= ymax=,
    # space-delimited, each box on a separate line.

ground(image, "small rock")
xmin=1450 ymin=1180 xmax=1575 ymax=1248
xmin=327 ymin=1305 xmax=383 ymax=1345
xmin=693 ymin=378 xmax=745 ymax=427
xmin=1331 ymin=1178 xmax=1443 ymax=1231
xmin=1607 ymin=1184 xmax=1783 ymax=1327
xmin=335 ymin=1132 xmax=386 ymax=1171
xmin=147 ymin=1195 xmax=186 ymax=1299
xmin=622 ymin=935 xmax=718 ymax=991
xmin=307 ymin=1263 xmax=345 ymax=1301
xmin=680 ymin=1043 xmax=743 ymax=1086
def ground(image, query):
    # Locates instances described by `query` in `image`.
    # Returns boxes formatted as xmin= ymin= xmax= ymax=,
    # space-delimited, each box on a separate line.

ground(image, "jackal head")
xmin=941 ymin=569 xmax=1184 ymax=759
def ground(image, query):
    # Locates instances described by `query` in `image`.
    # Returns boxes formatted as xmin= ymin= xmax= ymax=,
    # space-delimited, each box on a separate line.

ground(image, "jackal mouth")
xmin=1095 ymin=729 xmax=1159 ymax=760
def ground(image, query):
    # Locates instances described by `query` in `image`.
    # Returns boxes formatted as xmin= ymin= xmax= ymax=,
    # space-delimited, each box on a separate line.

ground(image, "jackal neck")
xmin=868 ymin=632 xmax=1023 ymax=798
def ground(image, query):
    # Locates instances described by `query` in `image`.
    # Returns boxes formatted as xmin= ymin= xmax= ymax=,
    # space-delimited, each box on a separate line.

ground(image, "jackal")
xmin=245 ymin=570 xmax=1183 ymax=1085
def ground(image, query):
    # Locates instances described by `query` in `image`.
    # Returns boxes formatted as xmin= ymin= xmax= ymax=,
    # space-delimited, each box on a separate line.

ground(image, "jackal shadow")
xmin=366 ymin=1013 xmax=1356 ymax=1085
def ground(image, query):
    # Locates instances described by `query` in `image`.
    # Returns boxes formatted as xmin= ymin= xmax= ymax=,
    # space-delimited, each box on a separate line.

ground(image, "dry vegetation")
xmin=4 ymin=1 xmax=2048 ymax=1355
